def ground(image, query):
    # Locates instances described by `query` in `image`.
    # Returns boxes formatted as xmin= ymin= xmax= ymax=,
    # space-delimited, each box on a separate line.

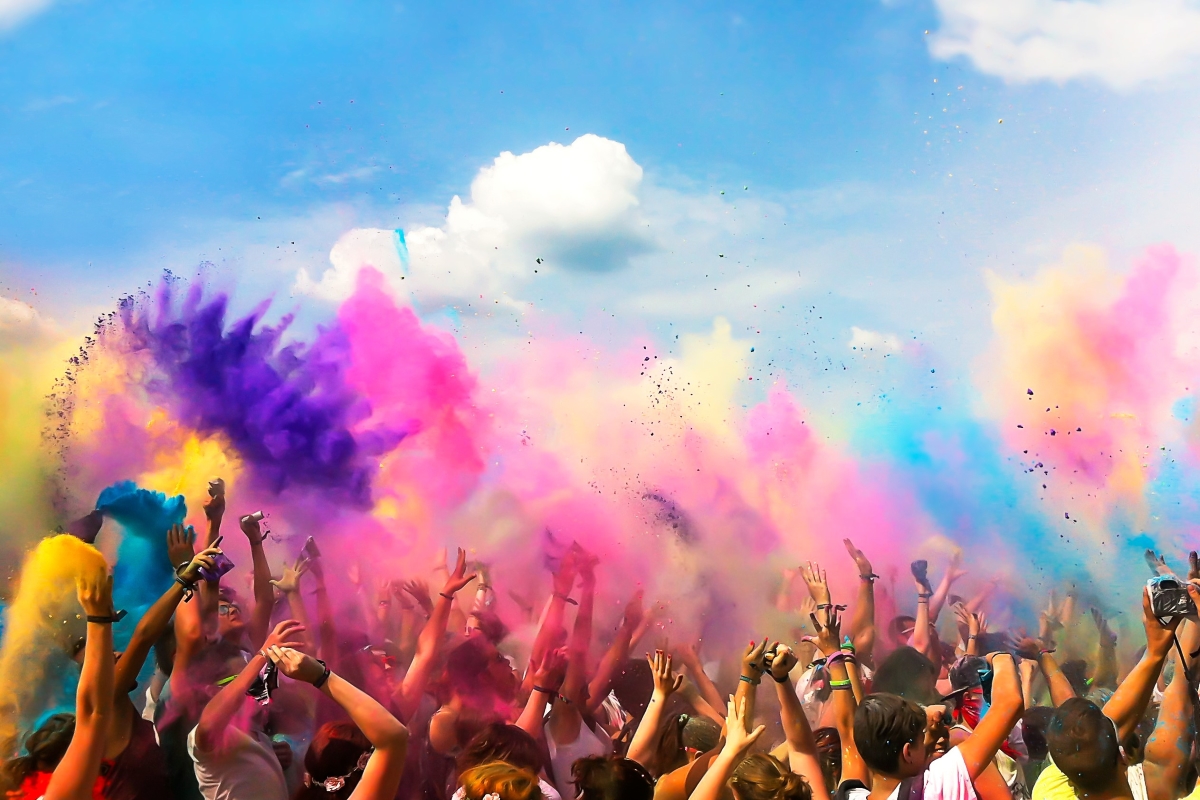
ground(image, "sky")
xmin=6 ymin=1 xmax=1200 ymax=593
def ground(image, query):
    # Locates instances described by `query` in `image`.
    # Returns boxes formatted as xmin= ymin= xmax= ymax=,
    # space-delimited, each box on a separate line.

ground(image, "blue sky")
xmin=4 ymin=0 xmax=1200 ymax=404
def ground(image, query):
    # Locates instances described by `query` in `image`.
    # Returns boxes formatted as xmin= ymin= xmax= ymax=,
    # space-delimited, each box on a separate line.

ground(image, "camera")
xmin=1147 ymin=575 xmax=1196 ymax=618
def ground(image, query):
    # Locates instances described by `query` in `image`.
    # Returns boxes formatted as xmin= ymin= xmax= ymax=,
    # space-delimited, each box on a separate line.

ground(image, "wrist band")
xmin=840 ymin=637 xmax=856 ymax=654
xmin=311 ymin=659 xmax=331 ymax=689
xmin=1039 ymin=648 xmax=1056 ymax=655
xmin=739 ymin=675 xmax=760 ymax=685
xmin=175 ymin=575 xmax=198 ymax=602
xmin=829 ymin=678 xmax=851 ymax=688
xmin=831 ymin=683 xmax=854 ymax=691
xmin=439 ymin=592 xmax=455 ymax=600
xmin=860 ymin=573 xmax=879 ymax=581
xmin=174 ymin=561 xmax=192 ymax=576
xmin=86 ymin=610 xmax=127 ymax=624
xmin=772 ymin=672 xmax=790 ymax=684
xmin=968 ymin=634 xmax=977 ymax=639
xmin=917 ymin=592 xmax=932 ymax=598
xmin=553 ymin=592 xmax=579 ymax=606
xmin=533 ymin=685 xmax=557 ymax=695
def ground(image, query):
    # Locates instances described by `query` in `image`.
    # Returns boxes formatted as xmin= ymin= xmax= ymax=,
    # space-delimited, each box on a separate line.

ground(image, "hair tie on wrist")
xmin=771 ymin=672 xmax=790 ymax=684
xmin=533 ymin=685 xmax=557 ymax=695
xmin=311 ymin=659 xmax=331 ymax=689
xmin=86 ymin=610 xmax=127 ymax=625
xmin=553 ymin=592 xmax=578 ymax=606
xmin=439 ymin=591 xmax=455 ymax=600
xmin=917 ymin=592 xmax=933 ymax=599
xmin=860 ymin=573 xmax=879 ymax=581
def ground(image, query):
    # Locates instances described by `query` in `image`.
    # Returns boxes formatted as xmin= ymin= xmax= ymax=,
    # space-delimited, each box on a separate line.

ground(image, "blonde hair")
xmin=731 ymin=754 xmax=811 ymax=800
xmin=459 ymin=761 xmax=544 ymax=800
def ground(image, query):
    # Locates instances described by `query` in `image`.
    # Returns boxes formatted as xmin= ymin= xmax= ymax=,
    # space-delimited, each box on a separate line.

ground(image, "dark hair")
xmin=1022 ymin=706 xmax=1055 ymax=762
xmin=572 ymin=756 xmax=654 ymax=800
xmin=871 ymin=647 xmax=938 ymax=704
xmin=293 ymin=721 xmax=372 ymax=800
xmin=731 ymin=753 xmax=811 ymax=800
xmin=473 ymin=610 xmax=510 ymax=646
xmin=457 ymin=723 xmax=544 ymax=775
xmin=948 ymin=656 xmax=988 ymax=691
xmin=853 ymin=693 xmax=926 ymax=775
xmin=1060 ymin=660 xmax=1091 ymax=697
xmin=887 ymin=616 xmax=916 ymax=643
xmin=813 ymin=727 xmax=841 ymax=789
xmin=609 ymin=659 xmax=655 ymax=723
xmin=683 ymin=716 xmax=722 ymax=754
xmin=1047 ymin=698 xmax=1120 ymax=792
xmin=1 ymin=714 xmax=75 ymax=792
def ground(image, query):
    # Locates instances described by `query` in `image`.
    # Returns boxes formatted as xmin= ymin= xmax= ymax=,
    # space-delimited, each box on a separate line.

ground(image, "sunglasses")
xmin=218 ymin=603 xmax=241 ymax=616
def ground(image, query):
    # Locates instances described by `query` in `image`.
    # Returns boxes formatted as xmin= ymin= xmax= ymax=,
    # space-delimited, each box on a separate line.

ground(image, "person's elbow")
xmin=377 ymin=720 xmax=409 ymax=750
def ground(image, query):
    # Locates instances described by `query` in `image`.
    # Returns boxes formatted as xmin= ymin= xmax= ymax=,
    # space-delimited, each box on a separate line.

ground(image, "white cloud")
xmin=0 ymin=0 xmax=54 ymax=31
xmin=849 ymin=326 xmax=902 ymax=353
xmin=295 ymin=134 xmax=650 ymax=302
xmin=0 ymin=295 xmax=57 ymax=345
xmin=930 ymin=0 xmax=1200 ymax=89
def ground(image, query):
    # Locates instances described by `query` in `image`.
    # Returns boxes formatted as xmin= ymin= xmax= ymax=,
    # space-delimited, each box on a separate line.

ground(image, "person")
xmin=455 ymin=723 xmax=561 ymax=800
xmin=1032 ymin=585 xmax=1195 ymax=800
xmin=570 ymin=756 xmax=654 ymax=800
xmin=264 ymin=645 xmax=408 ymax=800
xmin=454 ymin=762 xmax=543 ymax=800
xmin=40 ymin=559 xmax=118 ymax=800
xmin=187 ymin=619 xmax=308 ymax=800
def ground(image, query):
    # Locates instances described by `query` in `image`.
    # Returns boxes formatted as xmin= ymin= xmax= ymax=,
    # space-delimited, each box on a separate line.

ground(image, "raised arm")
xmin=908 ymin=560 xmax=936 ymax=660
xmin=115 ymin=527 xmax=218 ymax=696
xmin=807 ymin=603 xmax=868 ymax=785
xmin=194 ymin=619 xmax=306 ymax=754
xmin=44 ymin=571 xmax=115 ymax=800
xmin=1089 ymin=607 xmax=1119 ymax=690
xmin=1103 ymin=588 xmax=1179 ymax=741
xmin=306 ymin=553 xmax=340 ymax=667
xmin=515 ymin=649 xmax=567 ymax=737
xmin=267 ymin=646 xmax=409 ymax=800
xmin=394 ymin=547 xmax=475 ymax=721
xmin=528 ymin=553 xmax=578 ymax=673
xmin=239 ymin=514 xmax=276 ymax=651
xmin=843 ymin=539 xmax=877 ymax=665
xmin=561 ymin=549 xmax=597 ymax=705
xmin=1143 ymin=646 xmax=1194 ymax=800
xmin=270 ymin=555 xmax=316 ymax=654
xmin=627 ymin=650 xmax=685 ymax=771
xmin=929 ymin=551 xmax=966 ymax=623
xmin=691 ymin=696 xmax=765 ymax=800
xmin=735 ymin=638 xmax=768 ymax=735
xmin=676 ymin=638 xmax=725 ymax=718
xmin=585 ymin=590 xmax=642 ymax=714
xmin=197 ymin=485 xmax=225 ymax=622
xmin=769 ymin=642 xmax=830 ymax=800
xmin=957 ymin=653 xmax=1023 ymax=780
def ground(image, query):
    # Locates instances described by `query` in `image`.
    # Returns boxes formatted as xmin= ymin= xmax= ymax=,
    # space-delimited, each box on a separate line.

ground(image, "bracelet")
xmin=533 ymin=685 xmax=557 ymax=696
xmin=739 ymin=675 xmax=761 ymax=685
xmin=439 ymin=592 xmax=455 ymax=600
xmin=829 ymin=678 xmax=851 ymax=688
xmin=831 ymin=683 xmax=854 ymax=691
xmin=311 ymin=659 xmax=331 ymax=689
xmin=86 ymin=610 xmax=127 ymax=624
xmin=860 ymin=573 xmax=879 ymax=581
xmin=917 ymin=592 xmax=932 ymax=599
xmin=968 ymin=634 xmax=977 ymax=640
xmin=815 ymin=603 xmax=833 ymax=610
xmin=840 ymin=637 xmax=856 ymax=654
xmin=771 ymin=672 xmax=790 ymax=684
xmin=174 ymin=561 xmax=192 ymax=576
xmin=1039 ymin=648 xmax=1056 ymax=655
xmin=553 ymin=592 xmax=579 ymax=606
xmin=175 ymin=575 xmax=198 ymax=602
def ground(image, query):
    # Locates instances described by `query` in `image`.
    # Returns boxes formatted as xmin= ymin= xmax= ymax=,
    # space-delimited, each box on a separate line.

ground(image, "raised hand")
xmin=440 ymin=547 xmax=477 ymax=597
xmin=402 ymin=578 xmax=434 ymax=615
xmin=78 ymin=571 xmax=114 ymax=618
xmin=577 ymin=546 xmax=600 ymax=587
xmin=911 ymin=559 xmax=932 ymax=593
xmin=262 ymin=619 xmax=307 ymax=652
xmin=800 ymin=561 xmax=831 ymax=605
xmin=1189 ymin=551 xmax=1200 ymax=582
xmin=178 ymin=546 xmax=223 ymax=584
xmin=806 ymin=604 xmax=843 ymax=656
xmin=1145 ymin=549 xmax=1174 ymax=577
xmin=946 ymin=550 xmax=968 ymax=583
xmin=1013 ymin=634 xmax=1041 ymax=660
xmin=843 ymin=538 xmax=874 ymax=578
xmin=647 ymin=650 xmax=685 ymax=698
xmin=265 ymin=645 xmax=326 ymax=684
xmin=203 ymin=479 xmax=226 ymax=523
xmin=768 ymin=643 xmax=799 ymax=682
xmin=741 ymin=639 xmax=770 ymax=682
xmin=533 ymin=647 xmax=569 ymax=693
xmin=166 ymin=523 xmax=196 ymax=569
xmin=1090 ymin=607 xmax=1117 ymax=647
xmin=1142 ymin=588 xmax=1181 ymax=656
xmin=269 ymin=556 xmax=310 ymax=595
xmin=621 ymin=589 xmax=646 ymax=633
xmin=721 ymin=694 xmax=766 ymax=753
xmin=239 ymin=514 xmax=263 ymax=545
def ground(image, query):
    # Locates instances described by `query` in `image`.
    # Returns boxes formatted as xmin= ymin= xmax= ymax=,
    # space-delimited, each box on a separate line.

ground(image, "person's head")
xmin=609 ymin=659 xmax=655 ymax=723
xmin=682 ymin=715 xmax=722 ymax=760
xmin=447 ymin=635 xmax=518 ymax=704
xmin=853 ymin=693 xmax=929 ymax=778
xmin=457 ymin=723 xmax=544 ymax=775
xmin=0 ymin=713 xmax=74 ymax=792
xmin=922 ymin=704 xmax=951 ymax=761
xmin=458 ymin=761 xmax=543 ymax=800
xmin=871 ymin=647 xmax=939 ymax=704
xmin=572 ymin=756 xmax=654 ymax=800
xmin=1022 ymin=706 xmax=1055 ymax=763
xmin=888 ymin=615 xmax=916 ymax=645
xmin=217 ymin=587 xmax=247 ymax=640
xmin=730 ymin=753 xmax=811 ymax=800
xmin=1047 ymin=698 xmax=1125 ymax=792
xmin=813 ymin=727 xmax=841 ymax=789
xmin=295 ymin=721 xmax=373 ymax=800
xmin=1060 ymin=659 xmax=1090 ymax=697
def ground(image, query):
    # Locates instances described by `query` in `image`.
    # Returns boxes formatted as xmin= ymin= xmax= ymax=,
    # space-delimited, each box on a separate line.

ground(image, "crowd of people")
xmin=3 ymin=478 xmax=1200 ymax=800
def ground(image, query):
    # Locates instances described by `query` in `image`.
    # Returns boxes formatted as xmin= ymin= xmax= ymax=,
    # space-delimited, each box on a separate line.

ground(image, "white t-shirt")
xmin=843 ymin=746 xmax=978 ymax=800
xmin=187 ymin=723 xmax=289 ymax=800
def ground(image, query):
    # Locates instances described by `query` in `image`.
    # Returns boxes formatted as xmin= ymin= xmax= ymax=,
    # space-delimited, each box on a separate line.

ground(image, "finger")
xmin=672 ymin=675 xmax=685 ymax=692
xmin=746 ymin=724 xmax=767 ymax=745
xmin=278 ymin=640 xmax=305 ymax=650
